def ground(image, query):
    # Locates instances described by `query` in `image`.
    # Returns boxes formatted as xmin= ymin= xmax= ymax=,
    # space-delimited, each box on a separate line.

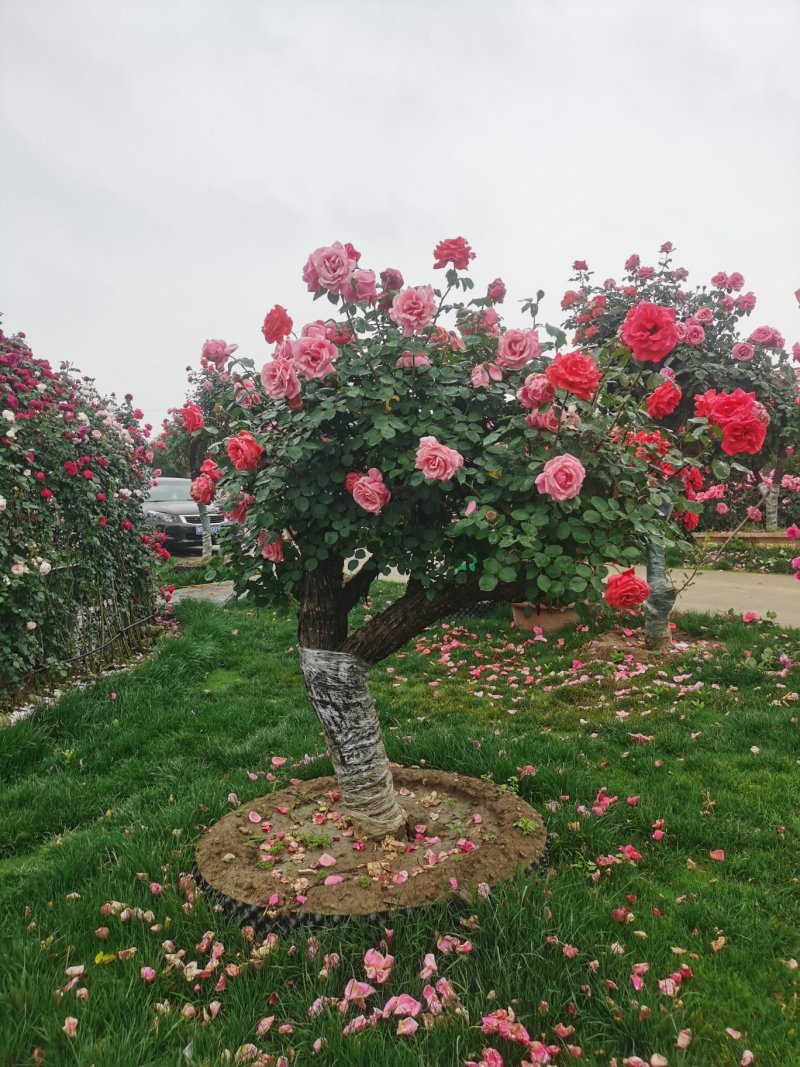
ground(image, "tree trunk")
xmin=198 ymin=502 xmax=213 ymax=560
xmin=644 ymin=540 xmax=677 ymax=650
xmin=764 ymin=460 xmax=785 ymax=532
xmin=299 ymin=647 xmax=407 ymax=840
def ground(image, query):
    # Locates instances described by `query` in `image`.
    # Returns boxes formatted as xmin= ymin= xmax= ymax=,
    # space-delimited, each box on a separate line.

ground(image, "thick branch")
xmin=340 ymin=573 xmax=527 ymax=665
xmin=341 ymin=561 xmax=380 ymax=613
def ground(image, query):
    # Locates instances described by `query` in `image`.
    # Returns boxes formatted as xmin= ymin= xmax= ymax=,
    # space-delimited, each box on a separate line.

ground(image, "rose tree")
xmin=561 ymin=246 xmax=800 ymax=646
xmin=200 ymin=238 xmax=702 ymax=839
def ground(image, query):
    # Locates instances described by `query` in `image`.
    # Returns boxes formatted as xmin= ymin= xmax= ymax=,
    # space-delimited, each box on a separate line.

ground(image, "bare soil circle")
xmin=196 ymin=768 xmax=546 ymax=927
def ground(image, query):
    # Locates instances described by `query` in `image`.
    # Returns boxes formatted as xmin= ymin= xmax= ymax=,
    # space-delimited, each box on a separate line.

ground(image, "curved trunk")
xmin=299 ymin=647 xmax=407 ymax=840
xmin=644 ymin=541 xmax=677 ymax=650
xmin=198 ymin=502 xmax=213 ymax=561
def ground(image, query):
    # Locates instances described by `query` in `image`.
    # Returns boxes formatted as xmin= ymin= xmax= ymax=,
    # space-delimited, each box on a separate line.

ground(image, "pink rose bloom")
xmin=790 ymin=556 xmax=800 ymax=570
xmin=716 ymin=502 xmax=729 ymax=515
xmin=471 ymin=364 xmax=490 ymax=388
xmin=684 ymin=323 xmax=705 ymax=346
xmin=719 ymin=294 xmax=735 ymax=312
xmin=732 ymin=342 xmax=754 ymax=361
xmin=347 ymin=269 xmax=377 ymax=303
xmin=624 ymin=254 xmax=640 ymax=271
xmin=305 ymin=242 xmax=357 ymax=295
xmin=301 ymin=320 xmax=328 ymax=339
xmin=390 ymin=286 xmax=437 ymax=336
xmin=728 ymin=271 xmax=744 ymax=291
xmin=415 ymin=436 xmax=464 ymax=481
xmin=526 ymin=409 xmax=560 ymax=433
xmin=259 ymin=533 xmax=284 ymax=562
xmin=534 ymin=453 xmax=586 ymax=501
xmin=290 ymin=335 xmax=338 ymax=380
xmin=518 ymin=372 xmax=556 ymax=411
xmin=786 ymin=525 xmax=800 ymax=539
xmin=674 ymin=322 xmax=687 ymax=343
xmin=792 ymin=342 xmax=800 ymax=363
xmin=637 ymin=266 xmax=655 ymax=280
xmin=62 ymin=1017 xmax=79 ymax=1038
xmin=736 ymin=291 xmax=757 ymax=312
xmin=261 ymin=358 xmax=301 ymax=400
xmin=496 ymin=329 xmax=541 ymax=370
xmin=711 ymin=271 xmax=729 ymax=288
xmin=695 ymin=307 xmax=713 ymax=324
xmin=487 ymin=278 xmax=506 ymax=303
xmin=750 ymin=325 xmax=776 ymax=346
xmin=746 ymin=506 xmax=762 ymax=522
xmin=396 ymin=351 xmax=431 ymax=369
xmin=352 ymin=469 xmax=391 ymax=514
xmin=202 ymin=339 xmax=238 ymax=369
xmin=477 ymin=307 xmax=501 ymax=337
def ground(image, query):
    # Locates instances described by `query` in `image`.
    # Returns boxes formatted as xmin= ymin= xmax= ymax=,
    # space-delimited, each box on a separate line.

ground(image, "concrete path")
xmin=174 ymin=568 xmax=799 ymax=628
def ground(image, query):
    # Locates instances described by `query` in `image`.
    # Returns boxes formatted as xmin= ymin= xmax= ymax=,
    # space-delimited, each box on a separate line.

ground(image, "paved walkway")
xmin=173 ymin=568 xmax=799 ymax=628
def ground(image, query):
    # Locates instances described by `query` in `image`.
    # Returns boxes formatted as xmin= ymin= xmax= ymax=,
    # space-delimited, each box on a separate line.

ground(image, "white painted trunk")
xmin=299 ymin=647 xmax=407 ymax=840
xmin=644 ymin=541 xmax=677 ymax=650
xmin=765 ymin=483 xmax=780 ymax=531
xmin=198 ymin=502 xmax=213 ymax=560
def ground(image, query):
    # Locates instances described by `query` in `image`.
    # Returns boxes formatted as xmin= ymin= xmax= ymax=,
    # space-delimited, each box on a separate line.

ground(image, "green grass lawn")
xmin=0 ymin=591 xmax=798 ymax=1066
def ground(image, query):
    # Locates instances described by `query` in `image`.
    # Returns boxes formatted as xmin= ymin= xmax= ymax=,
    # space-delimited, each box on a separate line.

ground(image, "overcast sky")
xmin=2 ymin=0 xmax=798 ymax=434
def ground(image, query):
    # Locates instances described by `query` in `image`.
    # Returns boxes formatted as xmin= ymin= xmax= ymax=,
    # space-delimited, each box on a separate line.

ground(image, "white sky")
xmin=2 ymin=0 xmax=798 ymax=433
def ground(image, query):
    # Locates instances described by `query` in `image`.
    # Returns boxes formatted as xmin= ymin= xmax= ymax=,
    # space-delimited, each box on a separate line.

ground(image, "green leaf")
xmin=711 ymin=459 xmax=731 ymax=481
xmin=479 ymin=573 xmax=498 ymax=592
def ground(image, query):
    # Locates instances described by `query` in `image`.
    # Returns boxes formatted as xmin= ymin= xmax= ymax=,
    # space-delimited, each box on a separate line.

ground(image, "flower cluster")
xmin=179 ymin=237 xmax=752 ymax=643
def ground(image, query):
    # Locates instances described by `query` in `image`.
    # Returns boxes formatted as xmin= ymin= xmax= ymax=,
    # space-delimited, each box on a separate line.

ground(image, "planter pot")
xmin=511 ymin=602 xmax=580 ymax=633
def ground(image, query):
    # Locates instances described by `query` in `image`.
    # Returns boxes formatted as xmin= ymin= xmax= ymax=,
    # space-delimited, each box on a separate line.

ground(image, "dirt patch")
xmin=196 ymin=768 xmax=546 ymax=922
xmin=580 ymin=627 xmax=721 ymax=664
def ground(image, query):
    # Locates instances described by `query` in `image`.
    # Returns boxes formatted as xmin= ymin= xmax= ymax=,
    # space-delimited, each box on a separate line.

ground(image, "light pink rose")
xmin=728 ymin=271 xmax=744 ymax=291
xmin=731 ymin=342 xmax=754 ymax=361
xmin=290 ymin=335 xmax=338 ymax=380
xmin=346 ymin=269 xmax=377 ymax=303
xmin=684 ymin=323 xmax=705 ymax=346
xmin=518 ymin=372 xmax=556 ymax=410
xmin=471 ymin=364 xmax=490 ymax=388
xmin=396 ymin=352 xmax=431 ymax=369
xmin=202 ymin=339 xmax=238 ymax=369
xmin=261 ymin=358 xmax=301 ymax=400
xmin=496 ymin=329 xmax=541 ymax=369
xmin=534 ymin=453 xmax=586 ymax=501
xmin=716 ymin=502 xmax=729 ymax=515
xmin=305 ymin=242 xmax=357 ymax=295
xmin=301 ymin=320 xmax=329 ymax=339
xmin=389 ymin=287 xmax=437 ymax=336
xmin=352 ymin=469 xmax=391 ymax=514
xmin=415 ymin=436 xmax=464 ymax=481
xmin=694 ymin=307 xmax=713 ymax=324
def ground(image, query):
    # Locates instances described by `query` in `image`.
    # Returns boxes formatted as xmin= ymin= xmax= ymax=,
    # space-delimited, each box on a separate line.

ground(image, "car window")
xmin=146 ymin=482 xmax=192 ymax=502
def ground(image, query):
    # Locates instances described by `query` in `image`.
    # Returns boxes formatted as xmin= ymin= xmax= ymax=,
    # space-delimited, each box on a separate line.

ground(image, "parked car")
xmin=142 ymin=478 xmax=227 ymax=550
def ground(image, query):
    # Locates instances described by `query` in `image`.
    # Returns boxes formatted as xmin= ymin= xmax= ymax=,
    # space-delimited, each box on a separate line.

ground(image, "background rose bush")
xmin=0 ymin=325 xmax=160 ymax=703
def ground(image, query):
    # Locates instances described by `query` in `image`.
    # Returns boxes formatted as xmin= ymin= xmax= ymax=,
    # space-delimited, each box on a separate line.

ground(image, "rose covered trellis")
xmin=198 ymin=238 xmax=742 ymax=839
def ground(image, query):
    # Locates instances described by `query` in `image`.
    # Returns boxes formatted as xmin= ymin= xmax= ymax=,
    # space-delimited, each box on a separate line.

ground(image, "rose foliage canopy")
xmin=192 ymin=238 xmax=748 ymax=665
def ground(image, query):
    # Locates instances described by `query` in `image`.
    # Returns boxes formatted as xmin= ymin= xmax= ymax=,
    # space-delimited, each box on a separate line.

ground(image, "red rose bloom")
xmin=200 ymin=457 xmax=222 ymax=483
xmin=721 ymin=416 xmax=767 ymax=456
xmin=693 ymin=389 xmax=718 ymax=418
xmin=190 ymin=473 xmax=215 ymax=505
xmin=180 ymin=403 xmax=205 ymax=433
xmin=646 ymin=379 xmax=682 ymax=419
xmin=433 ymin=236 xmax=476 ymax=271
xmin=708 ymin=388 xmax=756 ymax=427
xmin=262 ymin=305 xmax=294 ymax=344
xmin=63 ymin=460 xmax=78 ymax=477
xmin=681 ymin=510 xmax=700 ymax=531
xmin=545 ymin=351 xmax=601 ymax=401
xmin=604 ymin=568 xmax=651 ymax=609
xmin=620 ymin=302 xmax=679 ymax=363
xmin=41 ymin=488 xmax=53 ymax=500
xmin=226 ymin=430 xmax=264 ymax=471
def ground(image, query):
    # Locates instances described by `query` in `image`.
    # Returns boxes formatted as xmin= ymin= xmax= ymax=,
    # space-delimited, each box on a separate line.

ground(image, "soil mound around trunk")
xmin=196 ymin=768 xmax=546 ymax=924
